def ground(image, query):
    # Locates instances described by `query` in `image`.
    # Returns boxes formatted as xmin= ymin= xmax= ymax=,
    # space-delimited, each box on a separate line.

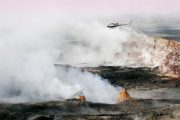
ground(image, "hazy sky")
xmin=0 ymin=0 xmax=179 ymax=16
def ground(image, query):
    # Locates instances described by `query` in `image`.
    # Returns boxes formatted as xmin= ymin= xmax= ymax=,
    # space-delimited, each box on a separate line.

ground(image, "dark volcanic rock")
xmin=0 ymin=99 xmax=179 ymax=120
xmin=82 ymin=66 xmax=180 ymax=89
xmin=33 ymin=116 xmax=54 ymax=120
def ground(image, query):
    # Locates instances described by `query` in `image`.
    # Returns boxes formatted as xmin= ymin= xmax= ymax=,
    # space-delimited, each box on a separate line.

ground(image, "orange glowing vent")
xmin=117 ymin=89 xmax=132 ymax=102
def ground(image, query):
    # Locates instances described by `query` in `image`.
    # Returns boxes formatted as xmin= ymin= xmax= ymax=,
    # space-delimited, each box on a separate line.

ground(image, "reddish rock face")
xmin=125 ymin=37 xmax=180 ymax=76
xmin=155 ymin=39 xmax=180 ymax=76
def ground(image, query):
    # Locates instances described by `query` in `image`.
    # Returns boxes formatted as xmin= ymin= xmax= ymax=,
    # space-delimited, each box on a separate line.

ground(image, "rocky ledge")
xmin=0 ymin=99 xmax=180 ymax=120
xmin=82 ymin=66 xmax=180 ymax=90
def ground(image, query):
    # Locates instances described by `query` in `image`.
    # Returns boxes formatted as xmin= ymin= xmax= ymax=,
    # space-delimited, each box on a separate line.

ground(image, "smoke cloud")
xmin=0 ymin=15 xmax=159 ymax=103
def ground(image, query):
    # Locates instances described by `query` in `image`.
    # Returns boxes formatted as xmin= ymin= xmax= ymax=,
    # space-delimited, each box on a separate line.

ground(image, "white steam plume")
xmin=0 ymin=15 xmax=158 ymax=103
xmin=49 ymin=20 xmax=159 ymax=67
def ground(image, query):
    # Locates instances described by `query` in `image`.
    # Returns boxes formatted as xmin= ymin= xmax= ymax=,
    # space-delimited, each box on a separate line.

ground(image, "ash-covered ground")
xmin=0 ymin=66 xmax=179 ymax=120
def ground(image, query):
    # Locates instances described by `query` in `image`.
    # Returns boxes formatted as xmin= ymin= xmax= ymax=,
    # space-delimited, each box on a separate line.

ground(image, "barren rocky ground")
xmin=0 ymin=66 xmax=179 ymax=120
xmin=0 ymin=99 xmax=180 ymax=120
xmin=82 ymin=66 xmax=180 ymax=89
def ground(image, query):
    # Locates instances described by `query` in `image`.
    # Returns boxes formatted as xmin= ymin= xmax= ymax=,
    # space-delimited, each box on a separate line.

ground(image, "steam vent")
xmin=117 ymin=89 xmax=132 ymax=102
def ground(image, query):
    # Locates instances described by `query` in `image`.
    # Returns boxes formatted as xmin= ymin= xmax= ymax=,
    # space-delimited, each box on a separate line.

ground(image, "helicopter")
xmin=107 ymin=20 xmax=132 ymax=28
